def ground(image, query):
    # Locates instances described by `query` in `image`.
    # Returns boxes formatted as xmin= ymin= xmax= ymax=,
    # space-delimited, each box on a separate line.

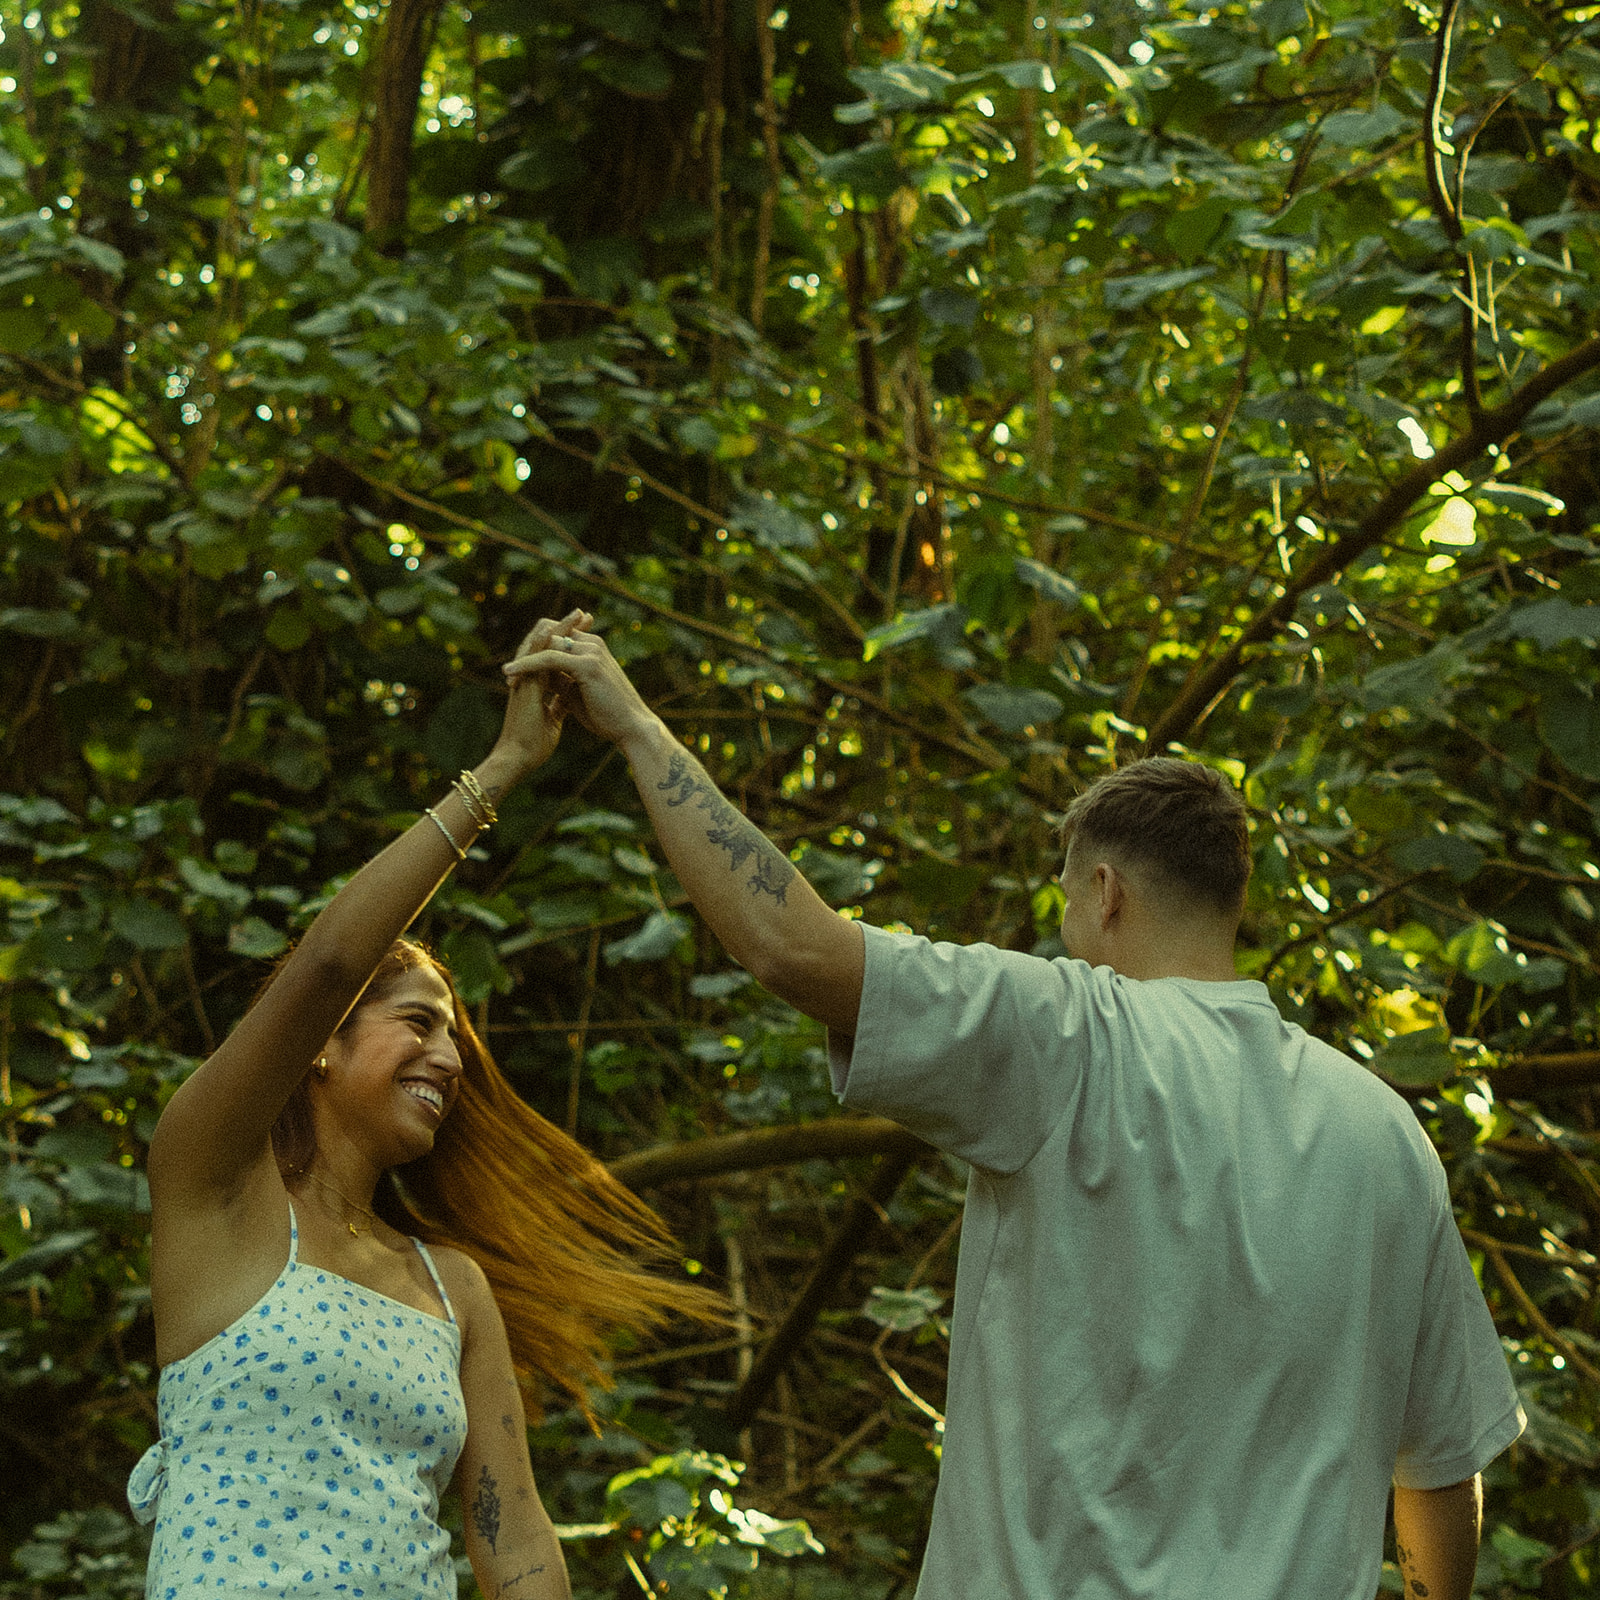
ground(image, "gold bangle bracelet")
xmin=424 ymin=806 xmax=469 ymax=862
xmin=455 ymin=769 xmax=499 ymax=827
xmin=450 ymin=781 xmax=493 ymax=831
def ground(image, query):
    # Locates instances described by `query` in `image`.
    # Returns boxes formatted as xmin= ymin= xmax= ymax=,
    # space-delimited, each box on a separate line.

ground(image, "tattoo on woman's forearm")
xmin=472 ymin=1465 xmax=503 ymax=1553
xmin=658 ymin=753 xmax=795 ymax=903
xmin=497 ymin=1565 xmax=546 ymax=1595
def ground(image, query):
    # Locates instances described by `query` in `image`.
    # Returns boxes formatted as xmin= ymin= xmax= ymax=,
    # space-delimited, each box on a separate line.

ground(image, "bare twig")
xmin=725 ymin=1228 xmax=755 ymax=1460
xmin=180 ymin=940 xmax=216 ymax=1054
xmin=611 ymin=1335 xmax=752 ymax=1371
xmin=771 ymin=1406 xmax=891 ymax=1509
xmin=750 ymin=0 xmax=781 ymax=330
xmin=1422 ymin=0 xmax=1483 ymax=421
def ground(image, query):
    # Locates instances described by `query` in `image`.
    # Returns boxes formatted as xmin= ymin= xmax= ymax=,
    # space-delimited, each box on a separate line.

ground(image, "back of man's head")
xmin=1060 ymin=757 xmax=1252 ymax=919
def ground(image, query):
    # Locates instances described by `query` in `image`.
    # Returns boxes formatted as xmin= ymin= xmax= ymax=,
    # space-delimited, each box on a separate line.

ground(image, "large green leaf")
xmin=1013 ymin=557 xmax=1083 ymax=610
xmin=1103 ymin=266 xmax=1212 ymax=310
xmin=1508 ymin=599 xmax=1600 ymax=648
xmin=0 ymin=607 xmax=79 ymax=638
xmin=861 ymin=1285 xmax=944 ymax=1331
xmin=847 ymin=62 xmax=957 ymax=109
xmin=1359 ymin=638 xmax=1473 ymax=711
xmin=862 ymin=603 xmax=969 ymax=663
xmin=1538 ymin=684 xmax=1600 ymax=780
xmin=1370 ymin=1027 xmax=1457 ymax=1087
xmin=796 ymin=848 xmax=873 ymax=904
xmin=1444 ymin=921 xmax=1530 ymax=987
xmin=962 ymin=682 xmax=1064 ymax=733
xmin=604 ymin=910 xmax=691 ymax=964
xmin=1318 ymin=103 xmax=1408 ymax=147
xmin=0 ymin=1229 xmax=98 ymax=1288
xmin=109 ymin=900 xmax=187 ymax=951
xmin=228 ymin=916 xmax=288 ymax=959
xmin=813 ymin=142 xmax=904 ymax=200
xmin=728 ymin=493 xmax=818 ymax=550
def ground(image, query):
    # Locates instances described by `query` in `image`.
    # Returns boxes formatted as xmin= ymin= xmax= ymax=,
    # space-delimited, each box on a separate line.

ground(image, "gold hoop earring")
xmin=313 ymin=1055 xmax=330 ymax=1080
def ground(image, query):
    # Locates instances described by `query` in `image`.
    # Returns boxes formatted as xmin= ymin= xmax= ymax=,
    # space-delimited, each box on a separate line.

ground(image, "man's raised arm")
xmin=503 ymin=622 xmax=864 ymax=1034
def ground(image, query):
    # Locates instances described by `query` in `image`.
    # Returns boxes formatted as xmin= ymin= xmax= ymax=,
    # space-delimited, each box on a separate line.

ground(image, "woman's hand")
xmin=488 ymin=611 xmax=592 ymax=775
xmin=500 ymin=620 xmax=659 ymax=752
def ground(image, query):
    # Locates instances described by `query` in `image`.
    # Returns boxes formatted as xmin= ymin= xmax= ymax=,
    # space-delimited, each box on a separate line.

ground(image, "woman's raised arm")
xmin=147 ymin=613 xmax=588 ymax=1205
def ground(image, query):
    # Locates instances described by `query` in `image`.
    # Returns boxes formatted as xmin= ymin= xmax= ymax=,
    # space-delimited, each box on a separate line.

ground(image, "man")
xmin=507 ymin=620 xmax=1524 ymax=1600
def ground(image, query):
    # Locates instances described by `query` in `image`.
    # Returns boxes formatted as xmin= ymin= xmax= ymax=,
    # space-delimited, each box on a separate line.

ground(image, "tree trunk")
xmin=365 ymin=0 xmax=442 ymax=254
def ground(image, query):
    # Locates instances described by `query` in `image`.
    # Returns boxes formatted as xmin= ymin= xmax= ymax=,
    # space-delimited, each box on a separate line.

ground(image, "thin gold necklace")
xmin=297 ymin=1169 xmax=379 ymax=1237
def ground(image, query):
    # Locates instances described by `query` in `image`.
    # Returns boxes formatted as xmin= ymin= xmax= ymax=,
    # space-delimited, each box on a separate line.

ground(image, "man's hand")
xmin=501 ymin=620 xmax=656 ymax=749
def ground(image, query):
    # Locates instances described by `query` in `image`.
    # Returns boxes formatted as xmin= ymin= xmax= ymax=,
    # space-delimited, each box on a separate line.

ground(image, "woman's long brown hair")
xmin=269 ymin=939 xmax=721 ymax=1417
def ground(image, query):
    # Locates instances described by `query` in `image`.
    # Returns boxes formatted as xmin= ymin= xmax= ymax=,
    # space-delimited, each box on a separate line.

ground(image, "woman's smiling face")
xmin=317 ymin=962 xmax=464 ymax=1168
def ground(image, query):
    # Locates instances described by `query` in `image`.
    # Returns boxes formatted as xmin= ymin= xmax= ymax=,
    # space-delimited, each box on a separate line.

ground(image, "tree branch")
xmin=723 ymin=1146 xmax=919 ymax=1431
xmin=1490 ymin=1052 xmax=1600 ymax=1098
xmin=1462 ymin=1227 xmax=1600 ymax=1387
xmin=750 ymin=0 xmax=781 ymax=331
xmin=364 ymin=0 xmax=442 ymax=253
xmin=608 ymin=1117 xmax=929 ymax=1190
xmin=1146 ymin=331 xmax=1600 ymax=750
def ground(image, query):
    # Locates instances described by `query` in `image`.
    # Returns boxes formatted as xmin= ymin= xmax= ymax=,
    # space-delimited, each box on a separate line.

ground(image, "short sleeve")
xmin=1393 ymin=1162 xmax=1526 ymax=1489
xmin=826 ymin=923 xmax=1093 ymax=1173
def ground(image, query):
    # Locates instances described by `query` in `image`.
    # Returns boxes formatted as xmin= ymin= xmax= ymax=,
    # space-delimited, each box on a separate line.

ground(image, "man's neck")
xmin=1110 ymin=950 xmax=1243 ymax=982
xmin=1105 ymin=926 xmax=1242 ymax=983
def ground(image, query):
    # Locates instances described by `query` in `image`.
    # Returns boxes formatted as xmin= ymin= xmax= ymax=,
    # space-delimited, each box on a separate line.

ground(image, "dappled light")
xmin=2 ymin=0 xmax=1600 ymax=1591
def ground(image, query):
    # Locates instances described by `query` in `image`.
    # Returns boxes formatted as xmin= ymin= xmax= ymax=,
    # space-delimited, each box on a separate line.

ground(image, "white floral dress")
xmin=128 ymin=1202 xmax=467 ymax=1598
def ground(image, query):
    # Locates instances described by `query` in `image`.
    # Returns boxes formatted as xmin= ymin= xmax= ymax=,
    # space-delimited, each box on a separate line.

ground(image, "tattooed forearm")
xmin=658 ymin=753 xmax=796 ymax=903
xmin=472 ymin=1465 xmax=503 ymax=1554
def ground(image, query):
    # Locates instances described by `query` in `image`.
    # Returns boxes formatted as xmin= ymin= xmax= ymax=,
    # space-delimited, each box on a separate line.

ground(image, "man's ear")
xmin=1093 ymin=862 xmax=1125 ymax=929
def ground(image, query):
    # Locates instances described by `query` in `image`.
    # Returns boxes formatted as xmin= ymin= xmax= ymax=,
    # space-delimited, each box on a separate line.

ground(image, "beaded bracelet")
xmin=424 ymin=806 xmax=469 ymax=862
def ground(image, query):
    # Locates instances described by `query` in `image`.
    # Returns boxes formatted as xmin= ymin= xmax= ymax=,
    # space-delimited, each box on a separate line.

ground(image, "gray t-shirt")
xmin=829 ymin=924 xmax=1524 ymax=1600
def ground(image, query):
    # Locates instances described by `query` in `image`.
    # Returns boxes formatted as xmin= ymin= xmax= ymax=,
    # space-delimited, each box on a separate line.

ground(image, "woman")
xmin=128 ymin=612 xmax=712 ymax=1599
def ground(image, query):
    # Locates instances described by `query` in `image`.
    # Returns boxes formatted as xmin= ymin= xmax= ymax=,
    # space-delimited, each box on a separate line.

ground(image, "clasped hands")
xmin=498 ymin=610 xmax=659 ymax=761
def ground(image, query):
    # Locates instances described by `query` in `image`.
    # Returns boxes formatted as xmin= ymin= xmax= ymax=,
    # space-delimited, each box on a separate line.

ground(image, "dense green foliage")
xmin=3 ymin=0 xmax=1600 ymax=1590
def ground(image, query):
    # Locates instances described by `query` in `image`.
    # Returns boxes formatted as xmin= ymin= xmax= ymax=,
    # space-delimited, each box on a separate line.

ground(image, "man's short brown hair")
xmin=1060 ymin=757 xmax=1252 ymax=916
